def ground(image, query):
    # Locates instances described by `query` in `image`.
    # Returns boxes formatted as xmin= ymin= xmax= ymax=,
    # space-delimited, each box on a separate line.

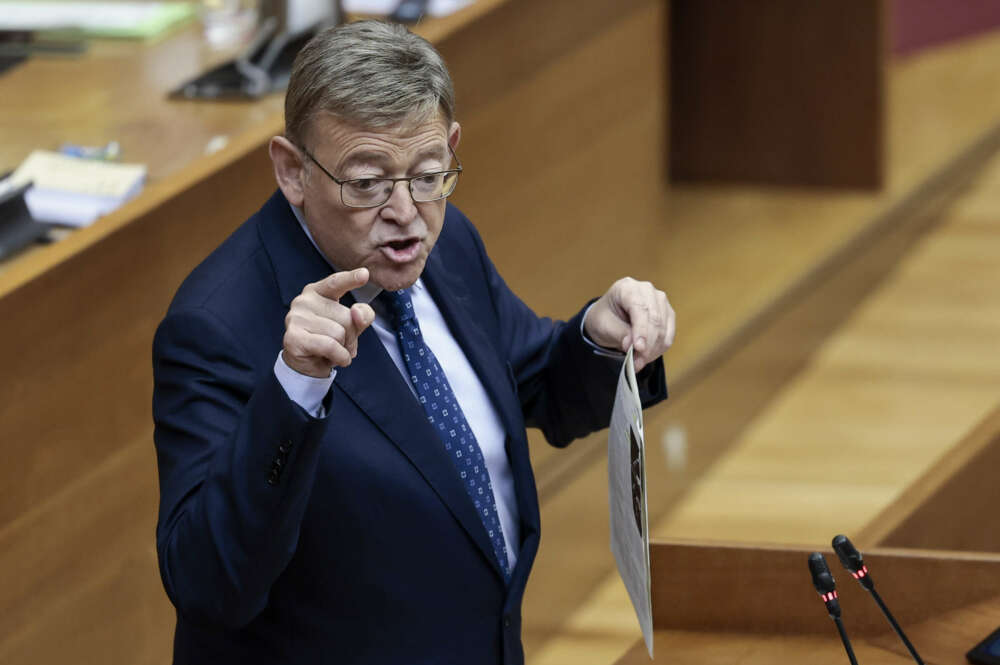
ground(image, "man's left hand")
xmin=584 ymin=277 xmax=676 ymax=371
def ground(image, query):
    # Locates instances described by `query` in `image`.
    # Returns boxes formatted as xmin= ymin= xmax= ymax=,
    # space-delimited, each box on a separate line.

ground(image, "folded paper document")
xmin=10 ymin=150 xmax=146 ymax=227
xmin=609 ymin=347 xmax=653 ymax=658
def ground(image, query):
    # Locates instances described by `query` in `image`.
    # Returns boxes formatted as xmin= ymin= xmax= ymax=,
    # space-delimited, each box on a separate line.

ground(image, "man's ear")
xmin=269 ymin=136 xmax=306 ymax=207
xmin=448 ymin=121 xmax=461 ymax=152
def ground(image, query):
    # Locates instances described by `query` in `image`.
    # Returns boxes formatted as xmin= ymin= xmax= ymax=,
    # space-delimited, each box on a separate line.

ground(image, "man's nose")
xmin=381 ymin=180 xmax=418 ymax=224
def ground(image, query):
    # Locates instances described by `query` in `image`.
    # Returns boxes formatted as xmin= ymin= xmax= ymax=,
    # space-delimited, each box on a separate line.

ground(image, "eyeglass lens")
xmin=342 ymin=172 xmax=460 ymax=207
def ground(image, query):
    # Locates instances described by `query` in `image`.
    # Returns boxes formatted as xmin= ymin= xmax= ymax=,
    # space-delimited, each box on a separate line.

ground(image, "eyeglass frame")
xmin=297 ymin=142 xmax=463 ymax=209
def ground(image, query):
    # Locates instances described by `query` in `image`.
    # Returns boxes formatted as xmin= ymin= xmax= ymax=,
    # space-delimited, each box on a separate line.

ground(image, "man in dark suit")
xmin=153 ymin=20 xmax=674 ymax=665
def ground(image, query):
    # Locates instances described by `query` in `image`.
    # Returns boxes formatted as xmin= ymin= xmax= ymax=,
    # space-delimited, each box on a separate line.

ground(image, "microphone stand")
xmin=834 ymin=616 xmax=860 ymax=665
xmin=867 ymin=585 xmax=924 ymax=665
xmin=832 ymin=535 xmax=925 ymax=665
xmin=809 ymin=552 xmax=862 ymax=665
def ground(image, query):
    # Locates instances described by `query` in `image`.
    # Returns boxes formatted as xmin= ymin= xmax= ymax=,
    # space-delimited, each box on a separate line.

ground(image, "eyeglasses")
xmin=298 ymin=144 xmax=462 ymax=208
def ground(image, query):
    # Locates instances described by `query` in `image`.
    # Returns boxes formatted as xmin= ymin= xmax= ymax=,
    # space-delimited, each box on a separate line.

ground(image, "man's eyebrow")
xmin=338 ymin=146 xmax=449 ymax=173
xmin=339 ymin=151 xmax=390 ymax=171
xmin=412 ymin=146 xmax=448 ymax=165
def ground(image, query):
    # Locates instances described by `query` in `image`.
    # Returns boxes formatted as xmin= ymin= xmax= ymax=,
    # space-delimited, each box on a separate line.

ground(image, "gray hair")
xmin=284 ymin=20 xmax=456 ymax=146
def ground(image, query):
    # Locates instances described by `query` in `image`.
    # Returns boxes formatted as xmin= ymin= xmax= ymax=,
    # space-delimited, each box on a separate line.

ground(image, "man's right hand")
xmin=282 ymin=268 xmax=376 ymax=378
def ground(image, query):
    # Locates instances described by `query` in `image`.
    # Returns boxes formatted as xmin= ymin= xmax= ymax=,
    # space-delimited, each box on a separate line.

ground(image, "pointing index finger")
xmin=314 ymin=267 xmax=370 ymax=301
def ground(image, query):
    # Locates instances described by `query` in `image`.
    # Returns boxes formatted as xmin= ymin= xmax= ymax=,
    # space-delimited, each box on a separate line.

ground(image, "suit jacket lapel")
xmin=334 ymin=329 xmax=506 ymax=582
xmin=256 ymin=191 xmax=333 ymax=306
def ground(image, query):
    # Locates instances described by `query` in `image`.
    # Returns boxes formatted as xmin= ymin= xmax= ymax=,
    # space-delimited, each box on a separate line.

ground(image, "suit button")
xmin=279 ymin=440 xmax=292 ymax=455
xmin=503 ymin=616 xmax=511 ymax=628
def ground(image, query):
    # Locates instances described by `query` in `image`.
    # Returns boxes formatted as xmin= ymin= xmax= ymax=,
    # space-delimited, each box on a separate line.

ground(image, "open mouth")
xmin=386 ymin=239 xmax=418 ymax=251
xmin=380 ymin=238 xmax=422 ymax=263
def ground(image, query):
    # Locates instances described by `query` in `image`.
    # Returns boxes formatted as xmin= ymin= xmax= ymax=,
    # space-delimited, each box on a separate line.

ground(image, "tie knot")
xmin=379 ymin=288 xmax=416 ymax=329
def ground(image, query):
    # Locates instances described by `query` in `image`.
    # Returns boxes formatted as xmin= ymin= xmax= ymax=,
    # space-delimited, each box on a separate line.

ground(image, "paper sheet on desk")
xmin=609 ymin=347 xmax=653 ymax=658
xmin=342 ymin=0 xmax=475 ymax=18
xmin=10 ymin=151 xmax=146 ymax=227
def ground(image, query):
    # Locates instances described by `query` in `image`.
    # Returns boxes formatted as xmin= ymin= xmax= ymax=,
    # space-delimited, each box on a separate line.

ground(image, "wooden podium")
xmin=617 ymin=407 xmax=1000 ymax=664
xmin=615 ymin=540 xmax=1000 ymax=664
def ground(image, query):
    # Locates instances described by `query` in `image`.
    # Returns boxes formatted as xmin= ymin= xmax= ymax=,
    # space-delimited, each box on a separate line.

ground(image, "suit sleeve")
xmin=458 ymin=218 xmax=667 ymax=447
xmin=152 ymin=306 xmax=328 ymax=628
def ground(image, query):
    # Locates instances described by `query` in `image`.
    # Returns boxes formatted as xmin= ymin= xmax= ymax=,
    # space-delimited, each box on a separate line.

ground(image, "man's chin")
xmin=369 ymin=260 xmax=425 ymax=293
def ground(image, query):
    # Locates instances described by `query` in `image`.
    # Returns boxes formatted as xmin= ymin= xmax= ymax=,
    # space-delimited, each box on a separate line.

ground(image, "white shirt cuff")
xmin=580 ymin=302 xmax=626 ymax=359
xmin=273 ymin=352 xmax=336 ymax=418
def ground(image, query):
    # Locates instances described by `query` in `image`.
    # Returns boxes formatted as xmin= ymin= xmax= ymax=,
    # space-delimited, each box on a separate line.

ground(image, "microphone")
xmin=809 ymin=552 xmax=859 ymax=665
xmin=832 ymin=534 xmax=874 ymax=590
xmin=832 ymin=535 xmax=925 ymax=665
xmin=809 ymin=551 xmax=842 ymax=617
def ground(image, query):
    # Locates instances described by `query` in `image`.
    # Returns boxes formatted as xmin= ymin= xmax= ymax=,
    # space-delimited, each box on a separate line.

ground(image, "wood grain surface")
xmin=670 ymin=0 xmax=884 ymax=187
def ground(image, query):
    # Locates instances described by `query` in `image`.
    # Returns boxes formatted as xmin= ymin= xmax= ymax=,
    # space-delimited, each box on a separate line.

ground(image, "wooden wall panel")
xmin=0 ymin=440 xmax=171 ymax=664
xmin=670 ymin=0 xmax=884 ymax=188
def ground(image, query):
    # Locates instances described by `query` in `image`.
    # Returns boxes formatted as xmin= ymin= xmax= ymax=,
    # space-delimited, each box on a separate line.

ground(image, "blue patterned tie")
xmin=380 ymin=288 xmax=511 ymax=579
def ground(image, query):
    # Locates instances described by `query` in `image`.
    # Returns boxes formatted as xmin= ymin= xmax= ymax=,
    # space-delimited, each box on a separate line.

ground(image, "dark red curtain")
xmin=894 ymin=0 xmax=1000 ymax=56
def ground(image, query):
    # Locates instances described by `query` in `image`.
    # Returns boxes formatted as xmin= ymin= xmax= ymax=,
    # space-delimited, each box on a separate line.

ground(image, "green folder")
xmin=0 ymin=2 xmax=199 ymax=40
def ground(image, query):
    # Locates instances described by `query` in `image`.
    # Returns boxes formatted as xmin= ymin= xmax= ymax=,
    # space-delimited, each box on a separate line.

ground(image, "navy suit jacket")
xmin=152 ymin=190 xmax=667 ymax=664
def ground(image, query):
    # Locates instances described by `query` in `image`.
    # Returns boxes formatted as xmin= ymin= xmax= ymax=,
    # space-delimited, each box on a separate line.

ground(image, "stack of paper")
xmin=10 ymin=150 xmax=146 ymax=227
